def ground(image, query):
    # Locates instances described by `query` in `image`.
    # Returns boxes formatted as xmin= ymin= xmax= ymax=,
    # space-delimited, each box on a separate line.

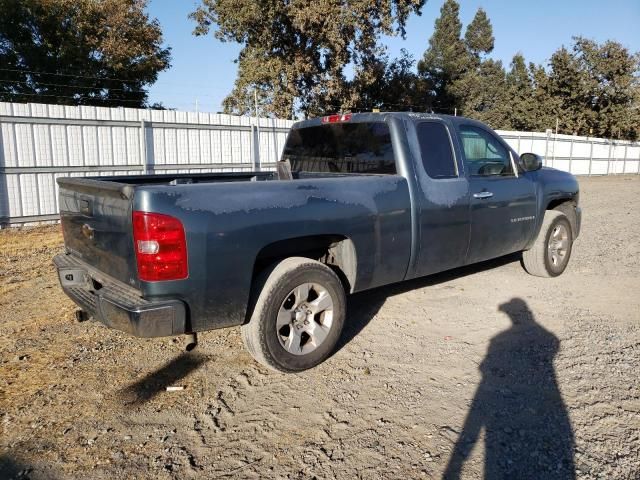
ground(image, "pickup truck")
xmin=54 ymin=112 xmax=581 ymax=372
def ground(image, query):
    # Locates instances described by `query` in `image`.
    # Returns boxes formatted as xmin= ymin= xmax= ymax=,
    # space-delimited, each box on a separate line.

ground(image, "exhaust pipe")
xmin=75 ymin=309 xmax=90 ymax=322
xmin=185 ymin=333 xmax=198 ymax=352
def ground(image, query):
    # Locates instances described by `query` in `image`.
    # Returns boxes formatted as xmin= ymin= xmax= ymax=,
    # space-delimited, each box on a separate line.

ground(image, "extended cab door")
xmin=458 ymin=124 xmax=537 ymax=264
xmin=408 ymin=120 xmax=471 ymax=278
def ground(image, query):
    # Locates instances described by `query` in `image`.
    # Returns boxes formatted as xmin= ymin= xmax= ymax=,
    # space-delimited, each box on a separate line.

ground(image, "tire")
xmin=241 ymin=257 xmax=346 ymax=372
xmin=522 ymin=210 xmax=573 ymax=277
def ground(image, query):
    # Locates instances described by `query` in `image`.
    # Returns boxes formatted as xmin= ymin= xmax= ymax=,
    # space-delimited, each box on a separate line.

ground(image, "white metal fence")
xmin=0 ymin=102 xmax=293 ymax=225
xmin=1 ymin=101 xmax=638 ymax=226
xmin=497 ymin=129 xmax=640 ymax=176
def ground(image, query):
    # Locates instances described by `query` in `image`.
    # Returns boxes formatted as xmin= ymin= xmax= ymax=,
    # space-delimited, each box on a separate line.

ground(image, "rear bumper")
xmin=54 ymin=254 xmax=186 ymax=337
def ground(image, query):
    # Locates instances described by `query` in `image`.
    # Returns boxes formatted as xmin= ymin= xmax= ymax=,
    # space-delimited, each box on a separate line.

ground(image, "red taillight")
xmin=132 ymin=211 xmax=188 ymax=282
xmin=321 ymin=113 xmax=352 ymax=123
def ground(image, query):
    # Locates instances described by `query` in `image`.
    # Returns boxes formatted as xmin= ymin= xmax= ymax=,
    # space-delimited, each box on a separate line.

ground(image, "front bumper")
xmin=575 ymin=206 xmax=582 ymax=239
xmin=54 ymin=254 xmax=186 ymax=337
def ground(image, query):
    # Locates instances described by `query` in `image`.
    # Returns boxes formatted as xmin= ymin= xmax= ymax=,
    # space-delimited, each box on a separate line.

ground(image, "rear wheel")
xmin=241 ymin=257 xmax=346 ymax=372
xmin=522 ymin=210 xmax=573 ymax=277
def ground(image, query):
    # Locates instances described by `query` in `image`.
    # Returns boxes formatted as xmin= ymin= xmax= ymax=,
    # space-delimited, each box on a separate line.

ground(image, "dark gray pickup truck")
xmin=54 ymin=112 xmax=581 ymax=372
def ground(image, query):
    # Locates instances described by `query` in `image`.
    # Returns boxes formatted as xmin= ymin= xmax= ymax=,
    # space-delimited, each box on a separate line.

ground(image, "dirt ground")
xmin=1 ymin=175 xmax=639 ymax=480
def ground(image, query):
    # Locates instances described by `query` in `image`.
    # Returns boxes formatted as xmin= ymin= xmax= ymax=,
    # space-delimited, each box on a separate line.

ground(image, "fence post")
xmin=588 ymin=138 xmax=593 ymax=176
xmin=606 ymin=141 xmax=612 ymax=175
xmin=251 ymin=124 xmax=261 ymax=171
xmin=140 ymin=119 xmax=149 ymax=174
xmin=623 ymin=144 xmax=628 ymax=175
xmin=568 ymin=137 xmax=574 ymax=174
xmin=544 ymin=132 xmax=549 ymax=165
xmin=272 ymin=119 xmax=279 ymax=167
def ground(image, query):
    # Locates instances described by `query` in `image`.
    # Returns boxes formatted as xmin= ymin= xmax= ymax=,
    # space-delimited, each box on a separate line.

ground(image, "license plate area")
xmin=59 ymin=268 xmax=92 ymax=289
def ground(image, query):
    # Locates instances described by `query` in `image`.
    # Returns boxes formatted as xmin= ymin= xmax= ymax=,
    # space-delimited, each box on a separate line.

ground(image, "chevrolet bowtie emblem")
xmin=81 ymin=223 xmax=95 ymax=240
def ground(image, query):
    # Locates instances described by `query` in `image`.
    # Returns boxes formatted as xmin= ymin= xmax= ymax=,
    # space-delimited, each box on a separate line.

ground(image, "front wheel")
xmin=522 ymin=210 xmax=573 ymax=277
xmin=241 ymin=257 xmax=346 ymax=372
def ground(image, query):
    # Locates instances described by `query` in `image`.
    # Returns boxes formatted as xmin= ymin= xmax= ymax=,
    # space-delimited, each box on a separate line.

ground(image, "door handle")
xmin=473 ymin=191 xmax=494 ymax=199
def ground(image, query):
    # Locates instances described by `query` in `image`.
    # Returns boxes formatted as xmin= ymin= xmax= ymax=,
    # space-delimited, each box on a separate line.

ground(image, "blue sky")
xmin=146 ymin=0 xmax=640 ymax=113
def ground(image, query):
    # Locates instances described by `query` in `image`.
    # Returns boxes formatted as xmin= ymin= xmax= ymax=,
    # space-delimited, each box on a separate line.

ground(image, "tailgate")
xmin=57 ymin=178 xmax=138 ymax=287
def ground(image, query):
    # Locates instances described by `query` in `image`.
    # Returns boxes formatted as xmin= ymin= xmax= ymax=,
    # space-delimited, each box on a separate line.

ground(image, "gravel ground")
xmin=0 ymin=175 xmax=639 ymax=479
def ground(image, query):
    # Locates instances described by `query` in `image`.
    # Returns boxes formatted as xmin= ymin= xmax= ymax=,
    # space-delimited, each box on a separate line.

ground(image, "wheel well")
xmin=252 ymin=235 xmax=357 ymax=293
xmin=547 ymin=198 xmax=577 ymax=235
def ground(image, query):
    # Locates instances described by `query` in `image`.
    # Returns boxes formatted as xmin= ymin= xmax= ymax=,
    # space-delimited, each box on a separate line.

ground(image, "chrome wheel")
xmin=276 ymin=283 xmax=334 ymax=355
xmin=547 ymin=223 xmax=569 ymax=267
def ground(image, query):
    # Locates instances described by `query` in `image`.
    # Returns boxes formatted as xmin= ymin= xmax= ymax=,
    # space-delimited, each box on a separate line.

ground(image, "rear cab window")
xmin=416 ymin=122 xmax=458 ymax=179
xmin=282 ymin=122 xmax=396 ymax=174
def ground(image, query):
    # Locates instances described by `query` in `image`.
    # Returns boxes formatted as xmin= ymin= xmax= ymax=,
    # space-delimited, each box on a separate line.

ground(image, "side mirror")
xmin=520 ymin=153 xmax=543 ymax=172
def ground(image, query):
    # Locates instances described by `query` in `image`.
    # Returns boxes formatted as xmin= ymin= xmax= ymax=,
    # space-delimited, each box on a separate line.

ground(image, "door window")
xmin=416 ymin=122 xmax=457 ymax=179
xmin=459 ymin=125 xmax=513 ymax=176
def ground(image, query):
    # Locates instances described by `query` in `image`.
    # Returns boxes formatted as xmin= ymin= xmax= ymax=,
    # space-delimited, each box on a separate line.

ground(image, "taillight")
xmin=132 ymin=211 xmax=188 ymax=282
xmin=321 ymin=113 xmax=352 ymax=123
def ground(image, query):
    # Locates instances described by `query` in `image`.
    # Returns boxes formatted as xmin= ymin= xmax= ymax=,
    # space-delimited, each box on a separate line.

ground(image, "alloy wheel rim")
xmin=548 ymin=223 xmax=569 ymax=267
xmin=276 ymin=283 xmax=334 ymax=355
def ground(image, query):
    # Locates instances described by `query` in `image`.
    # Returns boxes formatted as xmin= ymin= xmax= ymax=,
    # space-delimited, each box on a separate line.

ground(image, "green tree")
xmin=504 ymin=53 xmax=536 ymax=130
xmin=539 ymin=39 xmax=640 ymax=139
xmin=546 ymin=46 xmax=595 ymax=135
xmin=528 ymin=62 xmax=559 ymax=131
xmin=450 ymin=6 xmax=505 ymax=125
xmin=348 ymin=49 xmax=428 ymax=112
xmin=0 ymin=0 xmax=170 ymax=108
xmin=572 ymin=37 xmax=639 ymax=139
xmin=417 ymin=0 xmax=467 ymax=113
xmin=191 ymin=0 xmax=426 ymax=118
xmin=454 ymin=59 xmax=508 ymax=127
xmin=464 ymin=8 xmax=494 ymax=60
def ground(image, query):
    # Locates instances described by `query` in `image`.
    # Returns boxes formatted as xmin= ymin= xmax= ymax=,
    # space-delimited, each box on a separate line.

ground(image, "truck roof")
xmin=291 ymin=111 xmax=488 ymax=130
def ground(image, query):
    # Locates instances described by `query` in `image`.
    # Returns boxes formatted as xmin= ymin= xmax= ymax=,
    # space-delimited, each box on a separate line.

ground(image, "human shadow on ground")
xmin=119 ymin=352 xmax=208 ymax=405
xmin=442 ymin=298 xmax=575 ymax=479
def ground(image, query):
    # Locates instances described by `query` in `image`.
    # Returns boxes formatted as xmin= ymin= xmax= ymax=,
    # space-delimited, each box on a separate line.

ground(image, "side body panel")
xmin=465 ymin=173 xmax=538 ymax=264
xmin=523 ymin=167 xmax=581 ymax=249
xmin=450 ymin=120 xmax=538 ymax=264
xmin=135 ymin=175 xmax=413 ymax=332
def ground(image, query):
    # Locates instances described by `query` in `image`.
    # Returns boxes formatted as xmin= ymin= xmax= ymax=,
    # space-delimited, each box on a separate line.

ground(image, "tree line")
xmin=192 ymin=0 xmax=640 ymax=139
xmin=1 ymin=0 xmax=638 ymax=139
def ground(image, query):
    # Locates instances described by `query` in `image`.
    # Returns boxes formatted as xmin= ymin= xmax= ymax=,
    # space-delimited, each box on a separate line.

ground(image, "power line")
xmin=0 ymin=78 xmax=230 ymax=101
xmin=0 ymin=91 xmax=146 ymax=104
xmin=0 ymin=78 xmax=147 ymax=94
xmin=0 ymin=67 xmax=232 ymax=91
xmin=0 ymin=66 xmax=148 ymax=84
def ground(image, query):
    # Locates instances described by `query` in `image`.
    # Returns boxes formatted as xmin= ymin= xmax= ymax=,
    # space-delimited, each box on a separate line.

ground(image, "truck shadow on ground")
xmin=337 ymin=252 xmax=523 ymax=351
xmin=338 ymin=255 xmax=575 ymax=478
xmin=119 ymin=352 xmax=208 ymax=405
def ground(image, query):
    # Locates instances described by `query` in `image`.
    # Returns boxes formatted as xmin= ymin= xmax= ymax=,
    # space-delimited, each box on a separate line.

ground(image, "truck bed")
xmin=90 ymin=171 xmax=278 ymax=186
